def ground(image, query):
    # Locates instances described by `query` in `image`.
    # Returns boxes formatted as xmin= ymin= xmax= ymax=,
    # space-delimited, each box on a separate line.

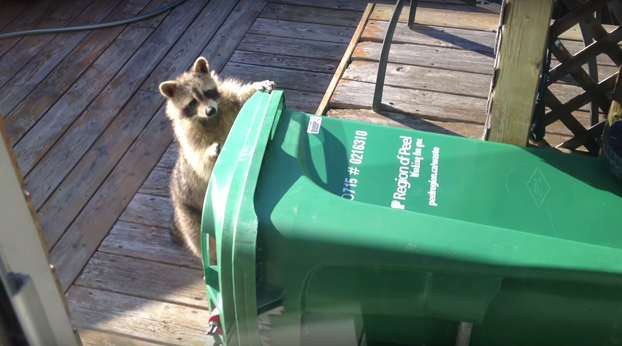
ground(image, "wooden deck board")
xmin=67 ymin=286 xmax=211 ymax=346
xmin=78 ymin=329 xmax=165 ymax=346
xmin=75 ymin=252 xmax=206 ymax=308
xmin=0 ymin=0 xmax=67 ymax=56
xmin=0 ymin=0 xmax=97 ymax=89
xmin=0 ymin=0 xmax=154 ymax=115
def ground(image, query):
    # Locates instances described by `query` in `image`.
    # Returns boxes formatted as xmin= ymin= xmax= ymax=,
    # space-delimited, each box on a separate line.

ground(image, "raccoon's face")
xmin=159 ymin=56 xmax=221 ymax=122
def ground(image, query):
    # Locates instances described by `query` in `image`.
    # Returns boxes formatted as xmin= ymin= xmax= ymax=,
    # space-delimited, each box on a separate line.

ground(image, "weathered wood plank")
xmin=344 ymin=60 xmax=599 ymax=112
xmin=271 ymin=0 xmax=467 ymax=11
xmin=485 ymin=0 xmax=555 ymax=146
xmin=326 ymin=109 xmax=588 ymax=153
xmin=361 ymin=20 xmax=618 ymax=67
xmin=78 ymin=329 xmax=163 ymax=346
xmin=36 ymin=91 xmax=164 ymax=247
xmin=228 ymin=51 xmax=338 ymax=74
xmin=0 ymin=0 xmax=67 ymax=56
xmin=260 ymin=3 xmax=363 ymax=27
xmin=370 ymin=3 xmax=618 ymax=42
xmin=66 ymin=287 xmax=211 ymax=346
xmin=0 ymin=0 xmax=154 ymax=115
xmin=370 ymin=3 xmax=499 ymax=32
xmin=8 ymin=25 xmax=152 ymax=152
xmin=317 ymin=3 xmax=373 ymax=115
xmin=249 ymin=17 xmax=355 ymax=43
xmin=281 ymin=89 xmax=324 ymax=113
xmin=331 ymin=79 xmax=487 ymax=124
xmin=48 ymin=106 xmax=173 ymax=291
xmin=20 ymin=0 xmax=213 ymax=201
xmin=156 ymin=143 xmax=179 ymax=170
xmin=0 ymin=0 xmax=96 ymax=89
xmin=327 ymin=108 xmax=485 ymax=138
xmin=353 ymin=41 xmax=495 ymax=75
xmin=335 ymin=61 xmax=592 ymax=135
xmin=0 ymin=0 xmax=35 ymax=33
xmin=140 ymin=0 xmax=267 ymax=92
xmin=99 ymin=221 xmax=200 ymax=269
xmin=343 ymin=60 xmax=491 ymax=98
xmin=238 ymin=33 xmax=348 ymax=61
xmin=362 ymin=20 xmax=496 ymax=53
xmin=75 ymin=252 xmax=206 ymax=308
xmin=139 ymin=166 xmax=172 ymax=198
xmin=136 ymin=0 xmax=239 ymax=92
xmin=119 ymin=193 xmax=173 ymax=229
xmin=221 ymin=62 xmax=332 ymax=94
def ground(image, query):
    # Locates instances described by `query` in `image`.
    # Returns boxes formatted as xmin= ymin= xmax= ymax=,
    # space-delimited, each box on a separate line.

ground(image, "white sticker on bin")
xmin=307 ymin=116 xmax=322 ymax=134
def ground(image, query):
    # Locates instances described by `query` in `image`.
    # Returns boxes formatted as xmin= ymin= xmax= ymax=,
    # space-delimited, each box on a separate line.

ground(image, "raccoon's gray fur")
xmin=159 ymin=56 xmax=276 ymax=262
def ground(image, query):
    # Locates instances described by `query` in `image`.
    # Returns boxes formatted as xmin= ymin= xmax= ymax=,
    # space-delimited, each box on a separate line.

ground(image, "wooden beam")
xmin=485 ymin=0 xmax=555 ymax=146
xmin=603 ymin=64 xmax=622 ymax=142
xmin=316 ymin=3 xmax=374 ymax=115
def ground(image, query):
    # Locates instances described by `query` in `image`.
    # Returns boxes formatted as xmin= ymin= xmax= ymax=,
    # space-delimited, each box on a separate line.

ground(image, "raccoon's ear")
xmin=192 ymin=57 xmax=209 ymax=74
xmin=159 ymin=81 xmax=177 ymax=98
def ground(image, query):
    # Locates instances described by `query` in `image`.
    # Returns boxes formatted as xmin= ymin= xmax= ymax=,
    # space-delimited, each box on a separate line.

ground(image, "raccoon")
xmin=159 ymin=56 xmax=275 ymax=262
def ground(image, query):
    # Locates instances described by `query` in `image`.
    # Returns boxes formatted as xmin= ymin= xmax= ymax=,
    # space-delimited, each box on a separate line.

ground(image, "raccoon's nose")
xmin=205 ymin=107 xmax=216 ymax=117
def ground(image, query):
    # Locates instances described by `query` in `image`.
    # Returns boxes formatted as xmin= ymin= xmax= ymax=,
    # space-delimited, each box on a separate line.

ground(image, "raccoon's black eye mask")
xmin=182 ymin=99 xmax=198 ymax=117
xmin=203 ymin=88 xmax=220 ymax=99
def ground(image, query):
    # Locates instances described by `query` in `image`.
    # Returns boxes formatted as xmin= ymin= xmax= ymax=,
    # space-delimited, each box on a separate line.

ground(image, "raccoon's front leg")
xmin=204 ymin=142 xmax=220 ymax=160
xmin=239 ymin=80 xmax=276 ymax=102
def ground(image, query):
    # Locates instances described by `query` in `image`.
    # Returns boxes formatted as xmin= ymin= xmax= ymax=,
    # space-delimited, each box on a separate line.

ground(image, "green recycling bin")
xmin=201 ymin=90 xmax=622 ymax=346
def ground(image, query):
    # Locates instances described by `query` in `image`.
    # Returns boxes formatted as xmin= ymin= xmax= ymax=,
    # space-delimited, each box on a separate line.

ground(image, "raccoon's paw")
xmin=252 ymin=80 xmax=276 ymax=93
xmin=205 ymin=142 xmax=221 ymax=159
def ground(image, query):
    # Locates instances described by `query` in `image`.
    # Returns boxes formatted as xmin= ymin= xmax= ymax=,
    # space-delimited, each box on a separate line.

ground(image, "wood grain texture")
xmin=261 ymin=3 xmax=364 ymax=27
xmin=0 ymin=0 xmax=124 ymax=99
xmin=371 ymin=3 xmax=499 ymax=32
xmin=331 ymin=79 xmax=487 ymax=124
xmin=118 ymin=193 xmax=173 ymax=228
xmin=281 ymin=89 xmax=324 ymax=113
xmin=360 ymin=20 xmax=616 ymax=68
xmin=249 ymin=17 xmax=355 ymax=43
xmin=99 ymin=221 xmax=200 ymax=269
xmin=271 ymin=0 xmax=465 ymax=11
xmin=0 ymin=0 xmax=35 ymax=33
xmin=0 ymin=0 xmax=155 ymax=116
xmin=317 ymin=3 xmax=373 ymax=115
xmin=237 ymin=33 xmax=348 ymax=61
xmin=327 ymin=108 xmax=485 ymax=138
xmin=36 ymin=91 xmax=164 ymax=247
xmin=228 ymin=51 xmax=338 ymax=74
xmin=370 ymin=3 xmax=618 ymax=42
xmin=344 ymin=60 xmax=598 ymax=113
xmin=485 ymin=0 xmax=555 ymax=146
xmin=136 ymin=0 xmax=239 ymax=92
xmin=344 ymin=60 xmax=491 ymax=98
xmin=75 ymin=252 xmax=206 ymax=308
xmin=156 ymin=143 xmax=179 ymax=170
xmin=66 ymin=287 xmax=211 ymax=346
xmin=221 ymin=62 xmax=332 ymax=94
xmin=0 ymin=0 xmax=96 ymax=89
xmin=78 ymin=329 xmax=165 ymax=346
xmin=0 ymin=0 xmax=66 ymax=56
xmin=49 ymin=106 xmax=173 ymax=291
xmin=139 ymin=166 xmax=172 ymax=198
xmin=353 ymin=41 xmax=495 ymax=75
xmin=10 ymin=25 xmax=153 ymax=160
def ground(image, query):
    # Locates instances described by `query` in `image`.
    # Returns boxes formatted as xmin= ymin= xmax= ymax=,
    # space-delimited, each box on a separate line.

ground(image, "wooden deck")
xmin=0 ymin=0 xmax=616 ymax=344
xmin=324 ymin=2 xmax=620 ymax=151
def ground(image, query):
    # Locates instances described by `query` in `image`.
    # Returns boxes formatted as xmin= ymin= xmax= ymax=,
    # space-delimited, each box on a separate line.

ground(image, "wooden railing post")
xmin=484 ymin=0 xmax=555 ymax=146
